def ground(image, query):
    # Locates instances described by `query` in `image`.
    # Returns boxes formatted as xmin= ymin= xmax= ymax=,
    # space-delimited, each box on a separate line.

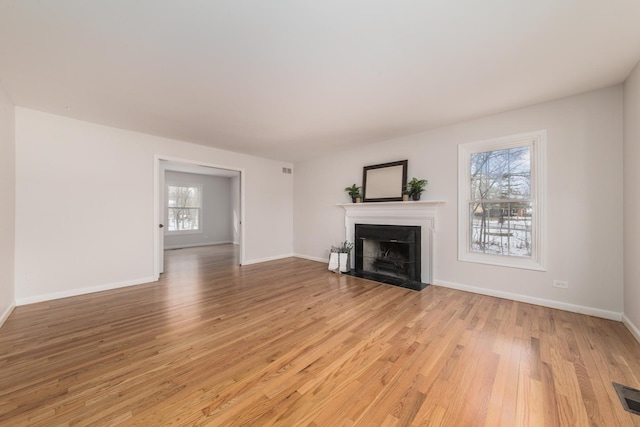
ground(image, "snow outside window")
xmin=167 ymin=184 xmax=202 ymax=233
xmin=458 ymin=131 xmax=547 ymax=271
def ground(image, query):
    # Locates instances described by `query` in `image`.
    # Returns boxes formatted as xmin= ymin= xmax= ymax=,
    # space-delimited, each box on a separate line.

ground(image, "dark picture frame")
xmin=362 ymin=160 xmax=408 ymax=202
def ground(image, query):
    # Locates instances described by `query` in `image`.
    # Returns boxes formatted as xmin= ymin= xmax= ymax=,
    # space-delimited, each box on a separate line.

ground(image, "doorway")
xmin=153 ymin=155 xmax=245 ymax=279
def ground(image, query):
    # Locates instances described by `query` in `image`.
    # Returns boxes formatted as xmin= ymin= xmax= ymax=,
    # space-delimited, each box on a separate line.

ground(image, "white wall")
xmin=15 ymin=108 xmax=294 ymax=304
xmin=164 ymin=171 xmax=233 ymax=249
xmin=624 ymin=61 xmax=640 ymax=340
xmin=294 ymin=86 xmax=624 ymax=319
xmin=0 ymin=83 xmax=15 ymax=325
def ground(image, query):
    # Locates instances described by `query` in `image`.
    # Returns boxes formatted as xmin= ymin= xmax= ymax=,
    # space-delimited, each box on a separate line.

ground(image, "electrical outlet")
xmin=553 ymin=280 xmax=568 ymax=289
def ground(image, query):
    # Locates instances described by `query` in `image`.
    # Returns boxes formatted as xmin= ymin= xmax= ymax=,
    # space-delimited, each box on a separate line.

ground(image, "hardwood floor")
xmin=1 ymin=245 xmax=639 ymax=426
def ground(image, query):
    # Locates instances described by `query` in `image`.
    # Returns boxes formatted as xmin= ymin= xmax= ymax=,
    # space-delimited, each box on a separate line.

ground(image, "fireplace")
xmin=340 ymin=200 xmax=442 ymax=291
xmin=353 ymin=224 xmax=427 ymax=290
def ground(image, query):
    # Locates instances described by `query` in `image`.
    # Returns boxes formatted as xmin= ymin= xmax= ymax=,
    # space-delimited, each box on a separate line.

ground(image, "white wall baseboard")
xmin=242 ymin=253 xmax=294 ymax=265
xmin=622 ymin=314 xmax=640 ymax=345
xmin=435 ymin=279 xmax=622 ymax=321
xmin=293 ymin=253 xmax=328 ymax=264
xmin=15 ymin=276 xmax=157 ymax=306
xmin=164 ymin=241 xmax=233 ymax=250
xmin=0 ymin=302 xmax=16 ymax=327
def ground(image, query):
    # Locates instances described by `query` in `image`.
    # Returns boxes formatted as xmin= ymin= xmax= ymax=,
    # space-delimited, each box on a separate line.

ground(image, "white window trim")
xmin=165 ymin=183 xmax=203 ymax=235
xmin=457 ymin=130 xmax=547 ymax=271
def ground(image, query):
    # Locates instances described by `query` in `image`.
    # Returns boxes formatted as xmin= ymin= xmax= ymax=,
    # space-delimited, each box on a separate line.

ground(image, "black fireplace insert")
xmin=350 ymin=224 xmax=427 ymax=291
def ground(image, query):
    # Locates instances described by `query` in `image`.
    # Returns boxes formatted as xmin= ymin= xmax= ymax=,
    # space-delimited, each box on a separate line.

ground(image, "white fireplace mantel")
xmin=338 ymin=200 xmax=445 ymax=285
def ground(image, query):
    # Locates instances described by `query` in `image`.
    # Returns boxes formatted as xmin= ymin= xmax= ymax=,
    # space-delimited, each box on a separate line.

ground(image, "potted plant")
xmin=328 ymin=241 xmax=354 ymax=273
xmin=406 ymin=177 xmax=428 ymax=200
xmin=344 ymin=184 xmax=362 ymax=203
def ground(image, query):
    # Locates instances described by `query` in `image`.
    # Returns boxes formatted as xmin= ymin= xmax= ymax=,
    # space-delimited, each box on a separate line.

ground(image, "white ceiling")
xmin=1 ymin=1 xmax=639 ymax=162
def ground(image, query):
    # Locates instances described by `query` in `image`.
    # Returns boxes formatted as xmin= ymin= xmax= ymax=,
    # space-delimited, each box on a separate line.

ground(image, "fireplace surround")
xmin=339 ymin=200 xmax=443 ymax=290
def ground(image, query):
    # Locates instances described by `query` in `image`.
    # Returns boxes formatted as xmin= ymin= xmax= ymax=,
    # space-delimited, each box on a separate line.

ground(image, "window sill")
xmin=458 ymin=252 xmax=546 ymax=272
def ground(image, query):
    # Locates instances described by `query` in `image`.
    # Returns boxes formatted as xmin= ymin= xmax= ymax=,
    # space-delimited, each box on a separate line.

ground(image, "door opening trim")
xmin=153 ymin=155 xmax=245 ymax=280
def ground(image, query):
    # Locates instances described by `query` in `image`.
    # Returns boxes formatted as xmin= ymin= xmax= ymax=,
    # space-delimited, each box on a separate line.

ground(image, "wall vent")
xmin=282 ymin=167 xmax=292 ymax=174
xmin=614 ymin=382 xmax=640 ymax=416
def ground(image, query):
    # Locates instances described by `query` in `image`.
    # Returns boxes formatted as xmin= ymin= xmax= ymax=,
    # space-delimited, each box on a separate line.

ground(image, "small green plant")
xmin=344 ymin=184 xmax=362 ymax=202
xmin=406 ymin=177 xmax=428 ymax=200
xmin=331 ymin=241 xmax=354 ymax=253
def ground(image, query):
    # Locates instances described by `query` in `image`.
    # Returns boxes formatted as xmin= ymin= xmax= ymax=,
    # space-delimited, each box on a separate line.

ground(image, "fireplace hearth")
xmin=351 ymin=224 xmax=427 ymax=291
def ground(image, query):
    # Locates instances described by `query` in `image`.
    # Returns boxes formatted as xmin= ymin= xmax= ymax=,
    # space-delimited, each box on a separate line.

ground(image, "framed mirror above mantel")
xmin=362 ymin=160 xmax=408 ymax=202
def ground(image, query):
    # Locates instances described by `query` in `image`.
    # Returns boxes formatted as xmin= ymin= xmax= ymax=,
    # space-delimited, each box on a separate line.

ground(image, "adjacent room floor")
xmin=1 ymin=245 xmax=639 ymax=426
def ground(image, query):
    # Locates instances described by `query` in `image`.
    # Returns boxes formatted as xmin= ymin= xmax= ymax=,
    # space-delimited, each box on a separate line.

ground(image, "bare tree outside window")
xmin=469 ymin=146 xmax=531 ymax=257
xmin=167 ymin=185 xmax=201 ymax=231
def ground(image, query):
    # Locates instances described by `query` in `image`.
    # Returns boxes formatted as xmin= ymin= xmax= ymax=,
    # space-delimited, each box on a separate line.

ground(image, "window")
xmin=458 ymin=131 xmax=546 ymax=270
xmin=166 ymin=184 xmax=202 ymax=233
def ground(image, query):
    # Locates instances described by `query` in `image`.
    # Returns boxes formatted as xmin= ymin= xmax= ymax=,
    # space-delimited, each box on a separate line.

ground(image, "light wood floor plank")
xmin=1 ymin=245 xmax=639 ymax=426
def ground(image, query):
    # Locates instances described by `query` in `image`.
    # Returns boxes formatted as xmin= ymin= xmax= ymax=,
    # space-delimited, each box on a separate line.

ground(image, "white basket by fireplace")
xmin=328 ymin=252 xmax=350 ymax=273
xmin=328 ymin=241 xmax=353 ymax=273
